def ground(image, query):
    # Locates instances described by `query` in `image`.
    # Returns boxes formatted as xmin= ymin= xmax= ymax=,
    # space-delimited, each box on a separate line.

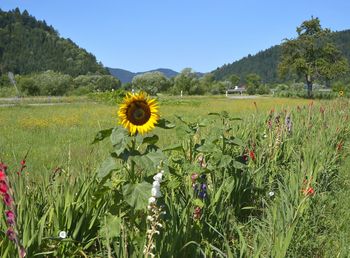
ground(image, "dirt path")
xmin=0 ymin=103 xmax=72 ymax=107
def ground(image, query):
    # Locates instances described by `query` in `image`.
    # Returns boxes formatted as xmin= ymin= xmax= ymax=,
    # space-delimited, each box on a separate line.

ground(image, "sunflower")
xmin=118 ymin=92 xmax=159 ymax=135
xmin=339 ymin=90 xmax=344 ymax=97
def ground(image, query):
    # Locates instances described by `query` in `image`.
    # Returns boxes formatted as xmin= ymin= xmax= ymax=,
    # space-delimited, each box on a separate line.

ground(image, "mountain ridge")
xmin=108 ymin=68 xmax=179 ymax=83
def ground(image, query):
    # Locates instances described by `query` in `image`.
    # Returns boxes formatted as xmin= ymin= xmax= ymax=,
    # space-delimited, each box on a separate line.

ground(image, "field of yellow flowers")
xmin=0 ymin=96 xmax=349 ymax=257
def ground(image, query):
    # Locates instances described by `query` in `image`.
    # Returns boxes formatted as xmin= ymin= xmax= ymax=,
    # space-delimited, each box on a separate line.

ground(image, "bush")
xmin=18 ymin=77 xmax=40 ymax=96
xmin=0 ymin=86 xmax=17 ymax=97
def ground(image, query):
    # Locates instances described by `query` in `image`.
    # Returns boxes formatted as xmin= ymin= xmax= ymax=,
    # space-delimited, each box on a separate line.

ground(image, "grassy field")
xmin=0 ymin=96 xmax=310 ymax=173
xmin=0 ymin=96 xmax=349 ymax=257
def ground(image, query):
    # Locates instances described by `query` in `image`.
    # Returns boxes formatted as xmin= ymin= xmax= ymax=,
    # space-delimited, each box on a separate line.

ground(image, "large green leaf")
xmin=225 ymin=136 xmax=245 ymax=147
xmin=110 ymin=127 xmax=129 ymax=155
xmin=232 ymin=160 xmax=246 ymax=169
xmin=100 ymin=214 xmax=121 ymax=240
xmin=91 ymin=128 xmax=113 ymax=144
xmin=163 ymin=143 xmax=183 ymax=152
xmin=218 ymin=155 xmax=233 ymax=168
xmin=142 ymin=134 xmax=159 ymax=145
xmin=131 ymin=150 xmax=166 ymax=174
xmin=156 ymin=118 xmax=176 ymax=129
xmin=122 ymin=182 xmax=152 ymax=210
xmin=97 ymin=157 xmax=118 ymax=179
xmin=196 ymin=141 xmax=218 ymax=153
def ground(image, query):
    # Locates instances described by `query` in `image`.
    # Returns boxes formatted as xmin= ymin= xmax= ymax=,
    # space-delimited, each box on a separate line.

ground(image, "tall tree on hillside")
xmin=278 ymin=17 xmax=349 ymax=98
xmin=229 ymin=74 xmax=240 ymax=87
xmin=245 ymin=73 xmax=261 ymax=95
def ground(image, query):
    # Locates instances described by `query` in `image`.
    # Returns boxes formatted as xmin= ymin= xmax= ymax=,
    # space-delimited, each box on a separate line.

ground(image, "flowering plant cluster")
xmin=144 ymin=170 xmax=165 ymax=256
xmin=302 ymin=176 xmax=315 ymax=197
xmin=0 ymin=162 xmax=26 ymax=257
xmin=191 ymin=155 xmax=208 ymax=220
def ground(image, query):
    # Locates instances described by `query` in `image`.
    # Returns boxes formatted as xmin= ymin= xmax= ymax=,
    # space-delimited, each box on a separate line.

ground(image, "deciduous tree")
xmin=279 ymin=17 xmax=349 ymax=97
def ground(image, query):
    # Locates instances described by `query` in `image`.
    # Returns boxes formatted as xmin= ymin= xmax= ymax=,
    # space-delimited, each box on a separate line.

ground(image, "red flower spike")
xmin=3 ymin=193 xmax=12 ymax=206
xmin=0 ymin=181 xmax=8 ymax=194
xmin=306 ymin=187 xmax=315 ymax=196
xmin=249 ymin=150 xmax=256 ymax=161
xmin=20 ymin=160 xmax=26 ymax=166
xmin=337 ymin=142 xmax=343 ymax=152
xmin=0 ymin=171 xmax=5 ymax=181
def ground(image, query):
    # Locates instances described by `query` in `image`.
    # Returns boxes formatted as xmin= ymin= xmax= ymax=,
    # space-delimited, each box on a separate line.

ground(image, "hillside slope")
xmin=0 ymin=8 xmax=107 ymax=76
xmin=213 ymin=29 xmax=350 ymax=83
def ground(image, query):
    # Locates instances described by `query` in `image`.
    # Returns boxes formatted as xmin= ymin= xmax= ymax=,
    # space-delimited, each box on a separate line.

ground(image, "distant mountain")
xmin=108 ymin=68 xmax=135 ymax=84
xmin=108 ymin=68 xmax=179 ymax=83
xmin=212 ymin=29 xmax=350 ymax=83
xmin=0 ymin=8 xmax=108 ymax=76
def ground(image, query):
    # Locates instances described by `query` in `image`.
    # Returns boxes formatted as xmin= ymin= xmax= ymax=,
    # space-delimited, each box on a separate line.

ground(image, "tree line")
xmin=213 ymin=26 xmax=350 ymax=87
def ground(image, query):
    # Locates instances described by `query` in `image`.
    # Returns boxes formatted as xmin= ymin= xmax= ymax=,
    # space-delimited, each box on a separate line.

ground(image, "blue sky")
xmin=1 ymin=0 xmax=350 ymax=73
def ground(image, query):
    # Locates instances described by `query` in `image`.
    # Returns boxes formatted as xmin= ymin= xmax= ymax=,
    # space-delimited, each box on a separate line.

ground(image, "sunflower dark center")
xmin=127 ymin=101 xmax=151 ymax=125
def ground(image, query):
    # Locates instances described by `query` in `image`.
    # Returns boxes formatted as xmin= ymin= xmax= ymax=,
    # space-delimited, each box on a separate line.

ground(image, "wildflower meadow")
xmin=0 ymin=95 xmax=349 ymax=257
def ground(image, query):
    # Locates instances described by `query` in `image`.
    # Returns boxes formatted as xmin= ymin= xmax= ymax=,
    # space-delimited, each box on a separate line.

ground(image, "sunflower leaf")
xmin=99 ymin=214 xmax=121 ymax=239
xmin=111 ymin=127 xmax=129 ymax=155
xmin=224 ymin=136 xmax=245 ymax=147
xmin=218 ymin=155 xmax=232 ymax=168
xmin=122 ymin=182 xmax=152 ymax=210
xmin=232 ymin=160 xmax=246 ymax=169
xmin=163 ymin=143 xmax=183 ymax=152
xmin=130 ymin=149 xmax=166 ymax=174
xmin=196 ymin=142 xmax=218 ymax=153
xmin=92 ymin=128 xmax=114 ymax=144
xmin=142 ymin=134 xmax=159 ymax=145
xmin=156 ymin=118 xmax=176 ymax=129
xmin=97 ymin=157 xmax=118 ymax=180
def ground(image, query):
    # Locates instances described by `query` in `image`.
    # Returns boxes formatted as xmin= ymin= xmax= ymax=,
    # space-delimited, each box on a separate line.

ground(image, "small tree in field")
xmin=278 ymin=17 xmax=349 ymax=98
xmin=245 ymin=73 xmax=261 ymax=95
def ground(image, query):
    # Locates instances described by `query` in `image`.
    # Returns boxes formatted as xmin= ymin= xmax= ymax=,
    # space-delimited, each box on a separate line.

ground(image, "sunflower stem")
xmin=130 ymin=137 xmax=136 ymax=182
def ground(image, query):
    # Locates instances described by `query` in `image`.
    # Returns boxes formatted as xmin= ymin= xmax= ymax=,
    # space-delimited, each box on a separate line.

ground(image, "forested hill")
xmin=213 ymin=29 xmax=350 ymax=83
xmin=0 ymin=8 xmax=108 ymax=76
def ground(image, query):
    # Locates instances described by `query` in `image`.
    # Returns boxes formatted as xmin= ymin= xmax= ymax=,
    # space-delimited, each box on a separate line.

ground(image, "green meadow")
xmin=0 ymin=96 xmax=309 ymax=173
xmin=0 ymin=96 xmax=350 ymax=257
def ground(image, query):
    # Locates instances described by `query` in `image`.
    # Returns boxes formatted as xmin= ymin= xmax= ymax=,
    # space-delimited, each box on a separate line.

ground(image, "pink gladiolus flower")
xmin=3 ymin=193 xmax=12 ymax=206
xmin=6 ymin=228 xmax=16 ymax=241
xmin=5 ymin=210 xmax=15 ymax=225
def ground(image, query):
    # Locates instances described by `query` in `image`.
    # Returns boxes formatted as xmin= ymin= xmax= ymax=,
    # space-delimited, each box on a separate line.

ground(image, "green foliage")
xmin=88 ymin=89 xmax=126 ymax=104
xmin=132 ymin=71 xmax=170 ymax=95
xmin=73 ymin=74 xmax=121 ymax=92
xmin=245 ymin=73 xmax=261 ymax=95
xmin=18 ymin=77 xmax=39 ymax=96
xmin=171 ymin=68 xmax=202 ymax=95
xmin=0 ymin=8 xmax=107 ymax=76
xmin=18 ymin=71 xmax=73 ymax=96
xmin=213 ymin=29 xmax=350 ymax=86
xmin=279 ymin=17 xmax=349 ymax=97
xmin=229 ymin=74 xmax=240 ymax=86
